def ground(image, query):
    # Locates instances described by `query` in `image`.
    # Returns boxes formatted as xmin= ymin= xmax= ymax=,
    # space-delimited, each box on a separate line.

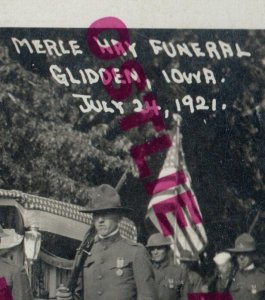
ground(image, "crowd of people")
xmin=58 ymin=184 xmax=265 ymax=300
xmin=0 ymin=183 xmax=264 ymax=300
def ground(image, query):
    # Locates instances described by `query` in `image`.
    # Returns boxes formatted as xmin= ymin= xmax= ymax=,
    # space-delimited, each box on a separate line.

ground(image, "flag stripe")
xmin=145 ymin=171 xmax=187 ymax=196
xmin=146 ymin=128 xmax=208 ymax=257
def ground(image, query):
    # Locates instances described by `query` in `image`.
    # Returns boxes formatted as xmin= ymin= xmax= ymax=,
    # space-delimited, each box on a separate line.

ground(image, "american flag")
xmin=146 ymin=123 xmax=207 ymax=257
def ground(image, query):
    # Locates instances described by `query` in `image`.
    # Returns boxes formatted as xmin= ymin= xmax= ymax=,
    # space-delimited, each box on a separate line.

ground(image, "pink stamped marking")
xmin=0 ymin=277 xmax=13 ymax=300
xmin=153 ymin=190 xmax=202 ymax=235
xmin=87 ymin=16 xmax=130 ymax=60
xmin=130 ymin=135 xmax=172 ymax=178
xmin=188 ymin=292 xmax=233 ymax=300
xmin=145 ymin=171 xmax=187 ymax=195
xmin=119 ymin=93 xmax=165 ymax=132
xmin=103 ymin=60 xmax=147 ymax=101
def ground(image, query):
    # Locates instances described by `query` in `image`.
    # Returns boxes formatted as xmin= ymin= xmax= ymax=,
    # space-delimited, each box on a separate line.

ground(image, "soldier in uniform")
xmin=228 ymin=233 xmax=265 ymax=300
xmin=0 ymin=225 xmax=33 ymax=300
xmin=178 ymin=250 xmax=203 ymax=300
xmin=146 ymin=232 xmax=182 ymax=300
xmin=77 ymin=184 xmax=158 ymax=300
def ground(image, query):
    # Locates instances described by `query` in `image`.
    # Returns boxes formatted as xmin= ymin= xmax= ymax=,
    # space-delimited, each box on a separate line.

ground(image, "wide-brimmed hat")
xmin=0 ymin=225 xmax=8 ymax=238
xmin=146 ymin=233 xmax=172 ymax=248
xmin=80 ymin=184 xmax=133 ymax=213
xmin=0 ymin=226 xmax=23 ymax=250
xmin=178 ymin=250 xmax=199 ymax=262
xmin=227 ymin=233 xmax=256 ymax=253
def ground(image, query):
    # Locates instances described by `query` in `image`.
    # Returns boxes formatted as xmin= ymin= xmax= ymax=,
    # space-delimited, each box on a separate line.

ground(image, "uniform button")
xmin=97 ymin=291 xmax=103 ymax=295
xmin=97 ymin=275 xmax=103 ymax=280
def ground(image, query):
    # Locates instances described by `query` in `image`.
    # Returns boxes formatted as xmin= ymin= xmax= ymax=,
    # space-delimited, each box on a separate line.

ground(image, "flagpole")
xmin=172 ymin=114 xmax=182 ymax=264
xmin=115 ymin=167 xmax=129 ymax=192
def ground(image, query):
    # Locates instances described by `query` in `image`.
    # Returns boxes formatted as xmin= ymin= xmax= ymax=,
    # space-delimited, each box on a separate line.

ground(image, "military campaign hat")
xmin=227 ymin=233 xmax=256 ymax=253
xmin=0 ymin=225 xmax=8 ymax=238
xmin=146 ymin=233 xmax=172 ymax=248
xmin=80 ymin=184 xmax=133 ymax=213
xmin=0 ymin=225 xmax=23 ymax=250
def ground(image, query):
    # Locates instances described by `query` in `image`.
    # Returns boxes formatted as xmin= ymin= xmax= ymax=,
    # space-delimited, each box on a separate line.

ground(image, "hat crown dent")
xmin=91 ymin=184 xmax=121 ymax=210
xmin=234 ymin=233 xmax=256 ymax=251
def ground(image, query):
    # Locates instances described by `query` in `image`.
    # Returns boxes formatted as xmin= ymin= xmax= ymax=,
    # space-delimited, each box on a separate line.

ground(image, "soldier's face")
xmin=150 ymin=246 xmax=167 ymax=263
xmin=93 ymin=212 xmax=120 ymax=237
xmin=236 ymin=252 xmax=253 ymax=270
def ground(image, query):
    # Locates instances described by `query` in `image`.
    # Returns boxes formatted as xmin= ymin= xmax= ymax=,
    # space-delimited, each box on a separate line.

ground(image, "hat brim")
xmin=179 ymin=258 xmax=198 ymax=262
xmin=79 ymin=207 xmax=134 ymax=213
xmin=227 ymin=247 xmax=256 ymax=253
xmin=177 ymin=255 xmax=198 ymax=262
xmin=146 ymin=242 xmax=172 ymax=248
xmin=0 ymin=230 xmax=23 ymax=250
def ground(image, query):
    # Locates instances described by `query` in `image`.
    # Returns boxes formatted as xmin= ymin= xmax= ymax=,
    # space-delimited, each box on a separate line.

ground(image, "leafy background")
xmin=0 ymin=29 xmax=264 ymax=254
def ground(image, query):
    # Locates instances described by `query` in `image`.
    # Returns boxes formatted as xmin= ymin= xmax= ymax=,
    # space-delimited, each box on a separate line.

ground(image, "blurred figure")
xmin=178 ymin=250 xmax=203 ymax=300
xmin=209 ymin=252 xmax=236 ymax=292
xmin=146 ymin=233 xmax=182 ymax=300
xmin=0 ymin=225 xmax=33 ymax=300
xmin=228 ymin=233 xmax=265 ymax=300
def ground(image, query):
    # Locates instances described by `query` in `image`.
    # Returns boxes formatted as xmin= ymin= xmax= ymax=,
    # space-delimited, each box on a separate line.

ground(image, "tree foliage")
xmin=0 ymin=29 xmax=264 ymax=246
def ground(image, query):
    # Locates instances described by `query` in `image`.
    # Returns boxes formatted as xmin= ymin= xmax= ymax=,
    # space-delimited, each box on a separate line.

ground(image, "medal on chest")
xmin=116 ymin=257 xmax=124 ymax=276
xmin=168 ymin=278 xmax=174 ymax=289
xmin=251 ymin=284 xmax=257 ymax=294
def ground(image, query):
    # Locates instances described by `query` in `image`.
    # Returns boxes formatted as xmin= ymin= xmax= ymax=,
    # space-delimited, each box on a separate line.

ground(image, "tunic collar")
xmin=153 ymin=257 xmax=170 ymax=269
xmin=98 ymin=228 xmax=119 ymax=240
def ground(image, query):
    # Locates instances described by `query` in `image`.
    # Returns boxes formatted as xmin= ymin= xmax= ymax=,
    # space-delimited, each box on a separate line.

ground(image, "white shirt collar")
xmin=98 ymin=228 xmax=119 ymax=239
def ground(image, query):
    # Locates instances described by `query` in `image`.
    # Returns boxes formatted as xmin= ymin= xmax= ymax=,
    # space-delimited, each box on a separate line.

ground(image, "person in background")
xmin=208 ymin=251 xmax=236 ymax=292
xmin=228 ymin=233 xmax=265 ymax=300
xmin=178 ymin=250 xmax=203 ymax=300
xmin=0 ymin=225 xmax=33 ymax=300
xmin=146 ymin=232 xmax=182 ymax=300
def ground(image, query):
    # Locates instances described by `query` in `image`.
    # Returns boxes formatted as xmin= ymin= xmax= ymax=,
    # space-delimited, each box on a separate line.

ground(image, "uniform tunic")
xmin=0 ymin=257 xmax=33 ymax=300
xmin=230 ymin=267 xmax=265 ymax=300
xmin=152 ymin=259 xmax=182 ymax=300
xmin=179 ymin=269 xmax=202 ymax=300
xmin=83 ymin=233 xmax=158 ymax=300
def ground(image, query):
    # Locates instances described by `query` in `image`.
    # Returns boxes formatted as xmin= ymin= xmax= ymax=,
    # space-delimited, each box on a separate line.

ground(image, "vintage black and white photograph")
xmin=0 ymin=1 xmax=264 ymax=299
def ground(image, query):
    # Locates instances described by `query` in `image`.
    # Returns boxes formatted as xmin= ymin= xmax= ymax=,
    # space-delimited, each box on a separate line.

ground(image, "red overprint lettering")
xmin=153 ymin=191 xmax=202 ymax=235
xmin=119 ymin=93 xmax=165 ymax=131
xmin=87 ymin=15 xmax=177 ymax=225
xmin=87 ymin=16 xmax=130 ymax=60
xmin=188 ymin=292 xmax=233 ymax=300
xmin=103 ymin=60 xmax=147 ymax=100
xmin=87 ymin=18 xmax=234 ymax=300
xmin=130 ymin=135 xmax=172 ymax=178
xmin=144 ymin=171 xmax=187 ymax=195
xmin=0 ymin=277 xmax=13 ymax=300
